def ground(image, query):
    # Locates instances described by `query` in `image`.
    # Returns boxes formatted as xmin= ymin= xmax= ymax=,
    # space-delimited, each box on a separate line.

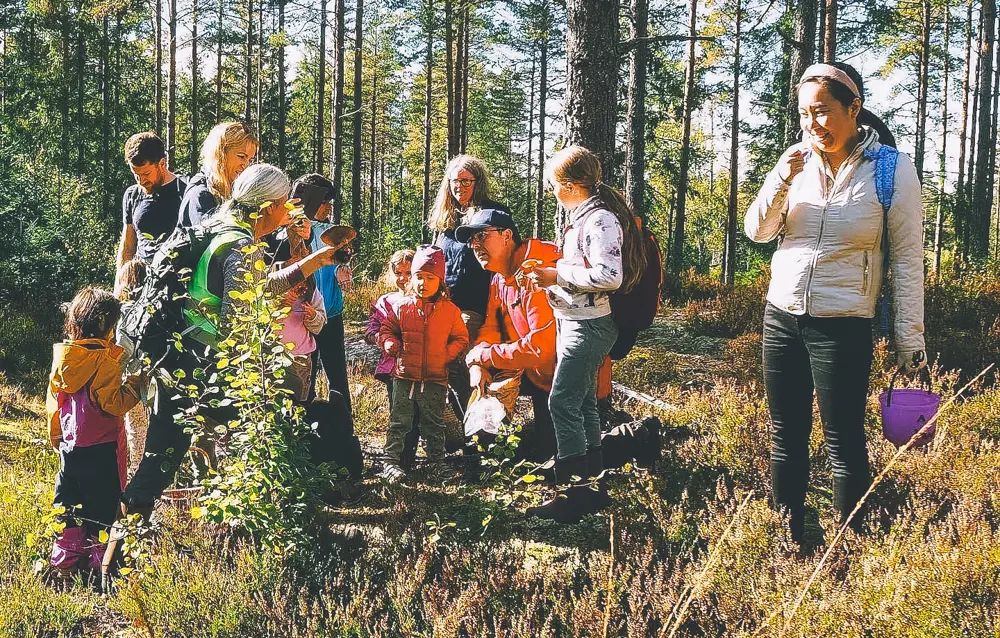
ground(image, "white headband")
xmin=799 ymin=63 xmax=861 ymax=100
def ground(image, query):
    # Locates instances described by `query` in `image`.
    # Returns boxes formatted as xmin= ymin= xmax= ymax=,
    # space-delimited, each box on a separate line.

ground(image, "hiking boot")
xmin=637 ymin=416 xmax=662 ymax=469
xmin=380 ymin=463 xmax=406 ymax=484
xmin=586 ymin=447 xmax=611 ymax=511
xmin=526 ymin=456 xmax=593 ymax=524
xmin=598 ymin=397 xmax=633 ymax=429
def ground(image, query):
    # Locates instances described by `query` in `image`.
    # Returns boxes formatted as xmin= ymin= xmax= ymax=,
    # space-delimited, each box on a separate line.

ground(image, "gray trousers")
xmin=384 ymin=380 xmax=447 ymax=464
xmin=549 ymin=314 xmax=618 ymax=460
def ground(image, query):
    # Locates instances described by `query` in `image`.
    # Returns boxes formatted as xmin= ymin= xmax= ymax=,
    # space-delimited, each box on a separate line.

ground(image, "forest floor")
xmin=2 ymin=298 xmax=1000 ymax=636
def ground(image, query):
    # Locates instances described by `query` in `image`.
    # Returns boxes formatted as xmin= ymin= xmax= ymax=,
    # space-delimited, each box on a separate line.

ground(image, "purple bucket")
xmin=879 ymin=372 xmax=941 ymax=447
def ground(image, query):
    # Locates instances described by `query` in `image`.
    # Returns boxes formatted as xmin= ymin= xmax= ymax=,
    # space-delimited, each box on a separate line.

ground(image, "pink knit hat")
xmin=411 ymin=244 xmax=445 ymax=281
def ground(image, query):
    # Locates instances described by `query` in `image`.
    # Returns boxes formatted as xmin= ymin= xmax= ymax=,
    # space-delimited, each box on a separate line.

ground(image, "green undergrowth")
xmin=3 ymin=329 xmax=1000 ymax=635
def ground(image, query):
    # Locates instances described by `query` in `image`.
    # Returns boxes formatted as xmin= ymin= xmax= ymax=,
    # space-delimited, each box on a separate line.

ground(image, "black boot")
xmin=586 ymin=447 xmax=611 ymax=511
xmin=526 ymin=455 xmax=592 ymax=524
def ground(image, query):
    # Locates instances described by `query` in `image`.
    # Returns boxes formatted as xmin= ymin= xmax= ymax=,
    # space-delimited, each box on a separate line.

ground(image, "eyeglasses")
xmin=469 ymin=228 xmax=501 ymax=245
xmin=450 ymin=178 xmax=477 ymax=187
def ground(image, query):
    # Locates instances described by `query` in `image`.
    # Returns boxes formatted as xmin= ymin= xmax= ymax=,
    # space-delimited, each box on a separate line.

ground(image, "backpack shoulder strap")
xmin=189 ymin=230 xmax=251 ymax=304
xmin=862 ymin=144 xmax=898 ymax=337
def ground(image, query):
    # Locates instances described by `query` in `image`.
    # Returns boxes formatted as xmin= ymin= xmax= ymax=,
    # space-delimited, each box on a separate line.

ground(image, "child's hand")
xmin=382 ymin=338 xmax=399 ymax=356
xmin=302 ymin=302 xmax=318 ymax=322
xmin=469 ymin=364 xmax=490 ymax=395
xmin=336 ymin=266 xmax=354 ymax=293
xmin=528 ymin=266 xmax=558 ymax=288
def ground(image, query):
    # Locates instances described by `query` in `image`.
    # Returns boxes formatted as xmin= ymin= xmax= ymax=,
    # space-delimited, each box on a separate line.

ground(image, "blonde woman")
xmin=178 ymin=121 xmax=259 ymax=228
xmin=428 ymin=155 xmax=510 ymax=418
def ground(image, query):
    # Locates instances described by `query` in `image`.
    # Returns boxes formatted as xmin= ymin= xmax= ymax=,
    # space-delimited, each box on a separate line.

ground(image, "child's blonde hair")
xmin=115 ymin=259 xmax=147 ymax=302
xmin=382 ymin=248 xmax=415 ymax=288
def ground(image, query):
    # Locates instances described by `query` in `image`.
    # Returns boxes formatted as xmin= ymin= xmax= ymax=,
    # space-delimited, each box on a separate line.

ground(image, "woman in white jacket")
xmin=745 ymin=62 xmax=926 ymax=544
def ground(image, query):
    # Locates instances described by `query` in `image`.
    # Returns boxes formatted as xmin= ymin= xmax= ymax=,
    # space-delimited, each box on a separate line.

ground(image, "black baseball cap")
xmin=455 ymin=208 xmax=521 ymax=244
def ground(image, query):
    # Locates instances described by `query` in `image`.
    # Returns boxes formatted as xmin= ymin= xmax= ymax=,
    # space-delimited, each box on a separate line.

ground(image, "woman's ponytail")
xmin=858 ymin=107 xmax=897 ymax=148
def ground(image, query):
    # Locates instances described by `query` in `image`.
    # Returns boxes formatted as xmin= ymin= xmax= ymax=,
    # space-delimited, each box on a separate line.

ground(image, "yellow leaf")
xmin=99 ymin=530 xmax=109 ymax=543
xmin=254 ymin=259 xmax=266 ymax=272
xmin=217 ymin=358 xmax=230 ymax=369
xmin=190 ymin=506 xmax=206 ymax=519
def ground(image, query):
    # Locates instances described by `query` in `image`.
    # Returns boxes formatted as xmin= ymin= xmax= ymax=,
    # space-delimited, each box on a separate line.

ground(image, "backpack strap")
xmin=183 ymin=229 xmax=252 ymax=345
xmin=862 ymin=144 xmax=898 ymax=338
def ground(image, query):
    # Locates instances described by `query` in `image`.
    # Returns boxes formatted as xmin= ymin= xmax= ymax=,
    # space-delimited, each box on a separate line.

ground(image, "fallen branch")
xmin=612 ymin=382 xmax=680 ymax=412
xmin=778 ymin=363 xmax=996 ymax=635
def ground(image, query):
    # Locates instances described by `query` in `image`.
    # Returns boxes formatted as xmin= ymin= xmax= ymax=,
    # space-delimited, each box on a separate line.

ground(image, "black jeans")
xmin=762 ymin=303 xmax=873 ymax=536
xmin=315 ymin=313 xmax=351 ymax=415
xmin=55 ymin=442 xmax=121 ymax=536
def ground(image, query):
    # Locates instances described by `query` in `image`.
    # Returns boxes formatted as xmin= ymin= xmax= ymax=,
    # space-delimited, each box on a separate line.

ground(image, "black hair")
xmin=797 ymin=62 xmax=897 ymax=148
xmin=64 ymin=287 xmax=121 ymax=340
xmin=290 ymin=173 xmax=334 ymax=219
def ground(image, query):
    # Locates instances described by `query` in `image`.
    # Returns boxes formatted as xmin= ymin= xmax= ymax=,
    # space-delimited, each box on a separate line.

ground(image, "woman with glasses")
xmin=178 ymin=121 xmax=259 ymax=229
xmin=427 ymin=155 xmax=512 ymax=426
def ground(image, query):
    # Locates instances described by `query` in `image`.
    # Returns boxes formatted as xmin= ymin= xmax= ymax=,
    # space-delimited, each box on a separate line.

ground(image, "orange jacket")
xmin=472 ymin=240 xmax=560 ymax=391
xmin=472 ymin=240 xmax=612 ymax=398
xmin=378 ymin=294 xmax=469 ymax=385
xmin=46 ymin=338 xmax=141 ymax=448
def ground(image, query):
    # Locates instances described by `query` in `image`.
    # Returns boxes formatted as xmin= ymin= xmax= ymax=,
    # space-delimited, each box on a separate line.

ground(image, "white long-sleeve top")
xmin=547 ymin=196 xmax=624 ymax=320
xmin=744 ymin=126 xmax=925 ymax=359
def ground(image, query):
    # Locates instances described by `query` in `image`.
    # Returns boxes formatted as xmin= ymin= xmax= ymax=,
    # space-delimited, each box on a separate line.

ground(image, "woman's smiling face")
xmin=798 ymin=81 xmax=860 ymax=156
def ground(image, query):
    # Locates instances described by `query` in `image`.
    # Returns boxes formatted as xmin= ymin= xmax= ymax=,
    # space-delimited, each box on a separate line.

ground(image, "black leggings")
xmin=762 ymin=303 xmax=873 ymax=533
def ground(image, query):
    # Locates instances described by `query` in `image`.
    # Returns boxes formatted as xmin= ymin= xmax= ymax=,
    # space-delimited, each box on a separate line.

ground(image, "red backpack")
xmin=608 ymin=222 xmax=662 ymax=359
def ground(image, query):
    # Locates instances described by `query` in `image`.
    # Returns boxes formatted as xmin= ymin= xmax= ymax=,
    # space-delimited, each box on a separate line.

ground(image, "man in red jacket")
xmin=457 ymin=209 xmax=613 ymax=460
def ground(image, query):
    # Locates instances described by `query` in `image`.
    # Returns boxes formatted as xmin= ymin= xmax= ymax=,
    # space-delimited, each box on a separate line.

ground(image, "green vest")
xmin=182 ymin=229 xmax=251 ymax=348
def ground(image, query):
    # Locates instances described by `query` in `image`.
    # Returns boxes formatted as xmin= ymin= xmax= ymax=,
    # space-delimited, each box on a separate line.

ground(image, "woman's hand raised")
xmin=777 ymin=147 xmax=810 ymax=184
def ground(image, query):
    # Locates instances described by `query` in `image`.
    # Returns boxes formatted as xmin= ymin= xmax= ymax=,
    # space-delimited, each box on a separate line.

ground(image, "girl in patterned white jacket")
xmin=527 ymin=145 xmax=646 ymax=523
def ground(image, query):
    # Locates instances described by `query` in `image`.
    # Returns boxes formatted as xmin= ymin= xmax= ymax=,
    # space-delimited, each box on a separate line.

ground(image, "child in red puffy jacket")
xmin=378 ymin=245 xmax=468 ymax=482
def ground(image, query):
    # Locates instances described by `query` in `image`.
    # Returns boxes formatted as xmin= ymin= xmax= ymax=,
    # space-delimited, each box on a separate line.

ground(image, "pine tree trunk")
xmin=245 ymin=0 xmax=253 ymax=120
xmin=914 ymin=0 xmax=931 ymax=181
xmin=76 ymin=0 xmax=85 ymax=171
xmin=986 ymin=9 xmax=1000 ymax=258
xmin=723 ymin=0 xmax=741 ymax=286
xmin=167 ymin=0 xmax=177 ymax=168
xmin=934 ymin=8 xmax=950 ymax=278
xmin=155 ymin=0 xmax=163 ymax=137
xmin=459 ymin=4 xmax=470 ymax=153
xmin=351 ymin=0 xmax=363 ymax=233
xmin=421 ymin=0 xmax=434 ymax=242
xmin=317 ymin=0 xmax=327 ymax=171
xmin=671 ymin=0 xmax=697 ymax=276
xmin=332 ymin=0 xmax=345 ymax=223
xmin=445 ymin=0 xmax=456 ymax=158
xmin=101 ymin=15 xmax=110 ymax=217
xmin=624 ymin=0 xmax=648 ymax=216
xmin=784 ymin=0 xmax=816 ymax=147
xmin=61 ymin=10 xmax=70 ymax=164
xmin=970 ymin=0 xmax=993 ymax=262
xmin=955 ymin=0 xmax=973 ymax=270
xmin=534 ymin=24 xmax=548 ymax=238
xmin=369 ymin=35 xmax=378 ymax=228
xmin=278 ymin=0 xmax=286 ymax=168
xmin=215 ymin=0 xmax=223 ymax=121
xmin=822 ymin=0 xmax=836 ymax=62
xmin=526 ymin=48 xmax=536 ymax=228
xmin=255 ymin=0 xmax=263 ymax=134
xmin=564 ymin=0 xmax=620 ymax=179
xmin=191 ymin=0 xmax=199 ymax=174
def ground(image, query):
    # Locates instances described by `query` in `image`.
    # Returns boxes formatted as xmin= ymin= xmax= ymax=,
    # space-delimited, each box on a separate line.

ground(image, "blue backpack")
xmin=863 ymin=144 xmax=899 ymax=338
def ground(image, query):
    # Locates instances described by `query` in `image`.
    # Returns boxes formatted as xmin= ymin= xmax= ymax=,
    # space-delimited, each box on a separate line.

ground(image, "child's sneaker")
xmin=380 ymin=463 xmax=406 ymax=484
